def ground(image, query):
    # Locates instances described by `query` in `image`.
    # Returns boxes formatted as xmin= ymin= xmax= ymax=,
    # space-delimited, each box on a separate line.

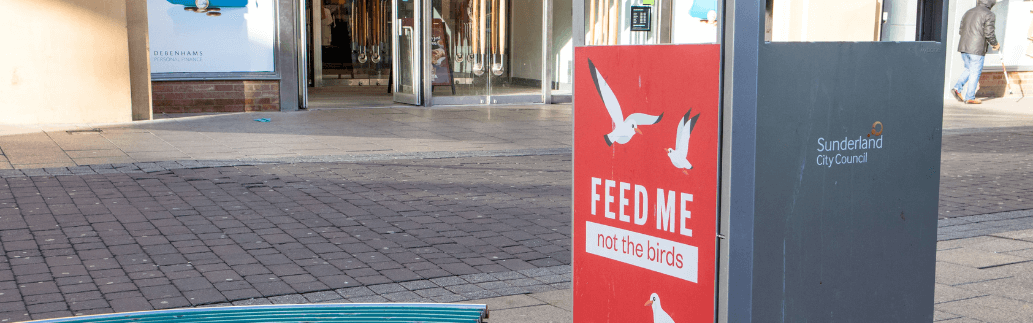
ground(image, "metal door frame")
xmin=297 ymin=0 xmax=309 ymax=108
xmin=393 ymin=0 xmax=423 ymax=105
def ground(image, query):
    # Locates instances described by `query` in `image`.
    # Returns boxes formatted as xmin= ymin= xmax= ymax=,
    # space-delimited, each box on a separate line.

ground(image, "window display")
xmin=148 ymin=0 xmax=277 ymax=73
xmin=985 ymin=0 xmax=1033 ymax=70
xmin=584 ymin=0 xmax=719 ymax=45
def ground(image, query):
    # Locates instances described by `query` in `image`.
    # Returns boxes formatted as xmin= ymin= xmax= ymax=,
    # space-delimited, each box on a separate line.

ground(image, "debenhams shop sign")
xmin=152 ymin=50 xmax=204 ymax=63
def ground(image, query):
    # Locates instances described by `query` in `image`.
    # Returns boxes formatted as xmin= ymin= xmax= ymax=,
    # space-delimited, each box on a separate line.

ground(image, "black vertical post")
xmin=917 ymin=0 xmax=946 ymax=42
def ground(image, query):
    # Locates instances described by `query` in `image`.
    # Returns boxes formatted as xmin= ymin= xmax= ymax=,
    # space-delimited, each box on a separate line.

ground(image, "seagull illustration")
xmin=666 ymin=109 xmax=700 ymax=175
xmin=588 ymin=60 xmax=663 ymax=146
xmin=645 ymin=293 xmax=675 ymax=323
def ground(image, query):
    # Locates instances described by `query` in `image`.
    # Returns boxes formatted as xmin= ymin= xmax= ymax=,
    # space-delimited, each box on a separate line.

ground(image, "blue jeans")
xmin=953 ymin=53 xmax=985 ymax=101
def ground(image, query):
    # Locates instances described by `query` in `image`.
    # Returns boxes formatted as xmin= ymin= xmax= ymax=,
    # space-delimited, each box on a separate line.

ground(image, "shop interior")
xmin=582 ymin=0 xmax=720 ymax=45
xmin=306 ymin=0 xmax=395 ymax=108
xmin=304 ymin=0 xmax=572 ymax=107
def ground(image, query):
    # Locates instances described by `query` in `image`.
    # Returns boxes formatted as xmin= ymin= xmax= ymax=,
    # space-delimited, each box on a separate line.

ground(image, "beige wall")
xmin=771 ymin=0 xmax=881 ymax=42
xmin=0 ymin=0 xmax=134 ymax=124
xmin=127 ymin=0 xmax=153 ymax=121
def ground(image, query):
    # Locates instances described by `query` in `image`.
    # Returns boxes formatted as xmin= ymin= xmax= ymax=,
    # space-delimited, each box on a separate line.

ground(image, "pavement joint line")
xmin=41 ymin=130 xmax=77 ymax=166
xmin=0 ymin=148 xmax=573 ymax=178
xmin=934 ymin=294 xmax=992 ymax=305
xmin=987 ymin=235 xmax=1033 ymax=244
xmin=950 ymin=276 xmax=1016 ymax=288
xmin=976 ymin=259 xmax=1033 ymax=270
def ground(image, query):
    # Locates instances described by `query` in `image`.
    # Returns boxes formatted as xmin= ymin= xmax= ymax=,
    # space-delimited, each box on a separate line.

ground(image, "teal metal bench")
xmin=29 ymin=303 xmax=489 ymax=323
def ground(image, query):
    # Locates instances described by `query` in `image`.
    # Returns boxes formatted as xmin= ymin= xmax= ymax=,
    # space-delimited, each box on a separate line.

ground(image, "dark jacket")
xmin=957 ymin=0 xmax=999 ymax=56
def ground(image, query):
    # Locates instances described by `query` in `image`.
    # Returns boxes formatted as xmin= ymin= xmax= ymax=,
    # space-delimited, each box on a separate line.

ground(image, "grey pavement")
xmin=0 ymin=100 xmax=1031 ymax=322
xmin=0 ymin=105 xmax=571 ymax=169
xmin=934 ymin=97 xmax=1033 ymax=322
xmin=940 ymin=98 xmax=1033 ymax=219
xmin=942 ymin=98 xmax=1033 ymax=133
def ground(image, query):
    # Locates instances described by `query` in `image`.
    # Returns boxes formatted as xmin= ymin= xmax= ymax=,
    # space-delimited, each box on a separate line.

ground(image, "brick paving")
xmin=938 ymin=208 xmax=1033 ymax=241
xmin=939 ymin=126 xmax=1033 ymax=218
xmin=0 ymin=154 xmax=572 ymax=322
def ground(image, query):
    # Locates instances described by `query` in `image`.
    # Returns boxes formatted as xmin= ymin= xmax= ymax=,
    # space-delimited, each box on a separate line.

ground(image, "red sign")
xmin=573 ymin=45 xmax=720 ymax=322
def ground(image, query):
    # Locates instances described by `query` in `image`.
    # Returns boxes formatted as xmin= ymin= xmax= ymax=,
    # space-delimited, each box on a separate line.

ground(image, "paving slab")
xmin=957 ymin=277 xmax=1033 ymax=304
xmin=460 ymin=294 xmax=546 ymax=311
xmin=527 ymin=289 xmax=572 ymax=312
xmin=935 ymin=284 xmax=989 ymax=304
xmin=934 ymin=225 xmax=1033 ymax=322
xmin=994 ymin=229 xmax=1033 ymax=242
xmin=0 ymin=105 xmax=572 ymax=170
xmin=964 ymin=236 xmax=1033 ymax=253
xmin=937 ymin=295 xmax=1033 ymax=323
xmin=1003 ymin=248 xmax=1033 ymax=258
xmin=485 ymin=304 xmax=572 ymax=323
xmin=937 ymin=247 xmax=1029 ymax=269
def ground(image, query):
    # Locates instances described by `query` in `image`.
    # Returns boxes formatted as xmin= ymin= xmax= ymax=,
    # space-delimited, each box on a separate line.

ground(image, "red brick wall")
xmin=977 ymin=71 xmax=1033 ymax=98
xmin=152 ymin=80 xmax=280 ymax=113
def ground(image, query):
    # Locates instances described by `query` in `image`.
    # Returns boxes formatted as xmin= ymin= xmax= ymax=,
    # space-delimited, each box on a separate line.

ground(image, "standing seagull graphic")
xmin=666 ymin=109 xmax=701 ymax=175
xmin=589 ymin=60 xmax=663 ymax=146
xmin=645 ymin=293 xmax=676 ymax=323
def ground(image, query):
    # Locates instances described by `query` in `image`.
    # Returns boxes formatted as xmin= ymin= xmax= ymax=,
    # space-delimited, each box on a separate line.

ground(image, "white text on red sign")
xmin=590 ymin=177 xmax=694 ymax=237
xmin=586 ymin=221 xmax=699 ymax=282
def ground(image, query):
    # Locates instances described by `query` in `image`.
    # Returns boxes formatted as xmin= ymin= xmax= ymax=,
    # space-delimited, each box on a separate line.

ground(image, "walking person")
xmin=952 ymin=0 xmax=1000 ymax=104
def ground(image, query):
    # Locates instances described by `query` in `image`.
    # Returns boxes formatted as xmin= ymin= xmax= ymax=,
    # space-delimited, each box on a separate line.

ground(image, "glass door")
xmin=429 ymin=0 xmax=489 ymax=105
xmin=486 ymin=0 xmax=544 ymax=104
xmin=316 ymin=0 xmax=391 ymax=87
xmin=393 ymin=0 xmax=422 ymax=105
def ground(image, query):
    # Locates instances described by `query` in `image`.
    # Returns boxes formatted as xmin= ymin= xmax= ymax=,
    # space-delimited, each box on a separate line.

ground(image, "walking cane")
xmin=1000 ymin=52 xmax=1026 ymax=100
xmin=1001 ymin=60 xmax=1013 ymax=96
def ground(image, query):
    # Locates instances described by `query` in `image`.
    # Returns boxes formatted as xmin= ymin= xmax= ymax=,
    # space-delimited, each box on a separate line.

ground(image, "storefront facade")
xmin=147 ymin=0 xmax=302 ymax=113
xmin=301 ymin=0 xmax=720 ymax=107
xmin=303 ymin=0 xmax=576 ymax=107
xmin=145 ymin=0 xmax=580 ymax=111
xmin=1 ymin=0 xmax=726 ymax=124
xmin=15 ymin=0 xmax=1007 ymax=125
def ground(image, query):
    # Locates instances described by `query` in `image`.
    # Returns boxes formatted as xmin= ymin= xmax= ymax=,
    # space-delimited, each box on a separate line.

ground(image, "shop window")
xmin=976 ymin=0 xmax=1033 ymax=71
xmin=765 ymin=0 xmax=944 ymax=42
xmin=148 ymin=0 xmax=277 ymax=75
xmin=583 ymin=0 xmax=720 ymax=45
xmin=553 ymin=0 xmax=575 ymax=96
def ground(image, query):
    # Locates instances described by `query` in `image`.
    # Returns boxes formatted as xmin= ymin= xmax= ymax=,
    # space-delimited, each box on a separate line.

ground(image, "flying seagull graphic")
xmin=666 ymin=109 xmax=700 ymax=175
xmin=588 ymin=60 xmax=663 ymax=146
xmin=645 ymin=293 xmax=676 ymax=323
